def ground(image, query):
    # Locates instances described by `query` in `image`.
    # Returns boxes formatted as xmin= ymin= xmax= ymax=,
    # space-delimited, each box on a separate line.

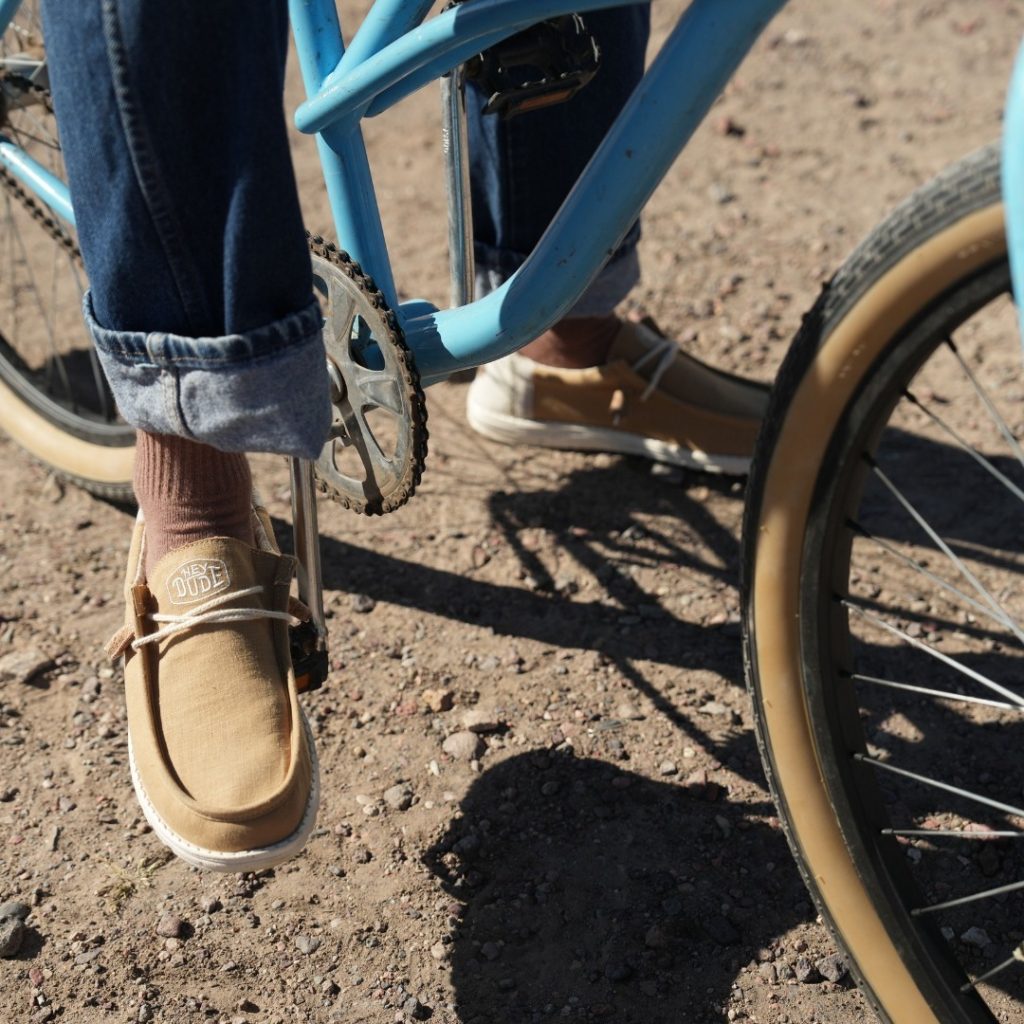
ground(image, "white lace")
xmin=131 ymin=585 xmax=300 ymax=651
xmin=630 ymin=337 xmax=678 ymax=402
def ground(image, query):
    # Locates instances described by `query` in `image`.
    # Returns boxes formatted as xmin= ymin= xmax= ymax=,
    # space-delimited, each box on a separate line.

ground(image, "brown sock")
xmin=518 ymin=314 xmax=621 ymax=369
xmin=133 ymin=431 xmax=254 ymax=578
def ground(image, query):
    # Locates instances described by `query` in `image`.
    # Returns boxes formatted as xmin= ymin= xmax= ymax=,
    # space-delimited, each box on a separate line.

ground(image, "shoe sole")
xmin=467 ymin=401 xmax=753 ymax=477
xmin=128 ymin=710 xmax=321 ymax=872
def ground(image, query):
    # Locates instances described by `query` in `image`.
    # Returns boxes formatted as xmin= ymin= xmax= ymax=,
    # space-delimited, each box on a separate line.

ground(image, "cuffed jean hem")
xmin=473 ymin=231 xmax=641 ymax=319
xmin=84 ymin=291 xmax=331 ymax=460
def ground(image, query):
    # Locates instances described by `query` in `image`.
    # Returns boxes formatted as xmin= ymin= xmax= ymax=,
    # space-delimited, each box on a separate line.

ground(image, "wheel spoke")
xmin=882 ymin=829 xmax=1024 ymax=839
xmin=946 ymin=336 xmax=1024 ymax=473
xmin=911 ymin=877 xmax=1024 ymax=917
xmin=960 ymin=946 xmax=1024 ymax=993
xmin=854 ymin=752 xmax=1024 ymax=821
xmin=868 ymin=459 xmax=1024 ymax=647
xmin=849 ymin=672 xmax=1024 ymax=712
xmin=843 ymin=600 xmax=1024 ymax=709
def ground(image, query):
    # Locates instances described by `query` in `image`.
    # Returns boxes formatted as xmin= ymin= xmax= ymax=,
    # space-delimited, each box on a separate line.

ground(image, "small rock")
xmin=603 ymin=960 xmax=633 ymax=983
xmin=961 ymin=926 xmax=991 ymax=948
xmin=430 ymin=942 xmax=448 ymax=961
xmin=658 ymin=760 xmax=678 ymax=776
xmin=138 ymin=1003 xmax=154 ymax=1023
xmin=615 ymin=701 xmax=644 ymax=721
xmin=421 ymin=688 xmax=454 ymax=713
xmin=0 ymin=917 xmax=23 ymax=957
xmin=644 ymin=924 xmax=668 ymax=949
xmin=759 ymin=963 xmax=777 ymax=984
xmin=0 ymin=900 xmax=31 ymax=922
xmin=155 ymin=913 xmax=184 ymax=939
xmin=442 ymin=731 xmax=484 ymax=761
xmin=702 ymin=915 xmax=740 ymax=946
xmin=353 ymin=846 xmax=373 ymax=864
xmin=383 ymin=784 xmax=413 ymax=812
xmin=29 ymin=967 xmax=43 ymax=986
xmin=699 ymin=700 xmax=731 ymax=717
xmin=236 ymin=1000 xmax=259 ymax=1013
xmin=403 ymin=995 xmax=427 ymax=1020
xmin=350 ymin=594 xmax=376 ymax=614
xmin=480 ymin=941 xmax=501 ymax=961
xmin=200 ymin=896 xmax=222 ymax=914
xmin=295 ymin=934 xmax=320 ymax=955
xmin=816 ymin=953 xmax=847 ymax=983
xmin=0 ymin=648 xmax=51 ymax=684
xmin=461 ymin=708 xmax=502 ymax=734
xmin=794 ymin=957 xmax=820 ymax=983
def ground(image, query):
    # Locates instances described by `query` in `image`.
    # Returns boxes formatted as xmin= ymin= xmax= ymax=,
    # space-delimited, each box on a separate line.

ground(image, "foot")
xmin=107 ymin=501 xmax=319 ymax=871
xmin=467 ymin=316 xmax=769 ymax=475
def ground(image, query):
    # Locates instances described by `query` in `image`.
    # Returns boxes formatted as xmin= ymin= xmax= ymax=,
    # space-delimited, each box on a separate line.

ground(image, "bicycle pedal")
xmin=290 ymin=618 xmax=328 ymax=694
xmin=467 ymin=14 xmax=600 ymax=120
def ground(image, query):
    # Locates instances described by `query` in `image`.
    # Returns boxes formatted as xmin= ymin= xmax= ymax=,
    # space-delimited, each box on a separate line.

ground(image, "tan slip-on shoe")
xmin=466 ymin=318 xmax=770 ymax=475
xmin=107 ymin=503 xmax=319 ymax=871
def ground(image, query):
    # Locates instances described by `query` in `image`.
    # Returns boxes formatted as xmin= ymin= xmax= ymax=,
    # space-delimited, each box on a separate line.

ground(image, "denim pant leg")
xmin=468 ymin=5 xmax=651 ymax=317
xmin=40 ymin=0 xmax=329 ymax=459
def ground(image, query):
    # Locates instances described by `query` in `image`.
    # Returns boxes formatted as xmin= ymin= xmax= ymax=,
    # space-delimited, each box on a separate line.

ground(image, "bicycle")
xmin=0 ymin=0 xmax=1019 ymax=1020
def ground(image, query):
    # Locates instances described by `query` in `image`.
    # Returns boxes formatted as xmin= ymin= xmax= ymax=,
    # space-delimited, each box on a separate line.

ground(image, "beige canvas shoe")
xmin=106 ymin=503 xmax=319 ymax=871
xmin=466 ymin=318 xmax=769 ymax=475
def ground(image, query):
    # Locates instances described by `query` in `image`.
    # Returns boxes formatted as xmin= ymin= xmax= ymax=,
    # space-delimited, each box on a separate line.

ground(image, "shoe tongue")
xmin=148 ymin=536 xmax=270 ymax=612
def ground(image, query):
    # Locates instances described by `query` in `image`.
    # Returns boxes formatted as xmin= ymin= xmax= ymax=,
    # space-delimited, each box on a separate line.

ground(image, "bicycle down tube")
xmin=289 ymin=0 xmax=787 ymax=384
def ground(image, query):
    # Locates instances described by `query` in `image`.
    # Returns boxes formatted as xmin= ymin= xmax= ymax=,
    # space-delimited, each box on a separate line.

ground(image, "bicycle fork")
xmin=288 ymin=457 xmax=329 ymax=693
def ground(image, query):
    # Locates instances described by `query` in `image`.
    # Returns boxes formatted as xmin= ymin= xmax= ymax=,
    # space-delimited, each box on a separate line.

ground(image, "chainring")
xmin=308 ymin=235 xmax=428 ymax=515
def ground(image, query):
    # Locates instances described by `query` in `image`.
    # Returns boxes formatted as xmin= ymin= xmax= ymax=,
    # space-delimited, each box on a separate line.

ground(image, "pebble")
xmin=442 ymin=731 xmax=484 ymax=760
xmin=383 ymin=783 xmax=413 ymax=811
xmin=615 ymin=701 xmax=644 ymax=721
xmin=702 ymin=915 xmax=739 ymax=946
xmin=138 ymin=1003 xmax=154 ymax=1023
xmin=350 ymin=594 xmax=376 ymax=614
xmin=0 ymin=900 xmax=31 ymax=921
xmin=480 ymin=941 xmax=501 ymax=961
xmin=794 ymin=957 xmax=820 ymax=983
xmin=155 ymin=913 xmax=185 ymax=939
xmin=353 ymin=846 xmax=373 ymax=864
xmin=658 ymin=760 xmax=678 ymax=776
xmin=461 ymin=708 xmax=502 ymax=734
xmin=430 ymin=942 xmax=448 ymax=961
xmin=0 ymin=917 xmax=24 ymax=957
xmin=644 ymin=924 xmax=668 ymax=949
xmin=0 ymin=648 xmax=51 ymax=684
xmin=421 ymin=688 xmax=454 ymax=713
xmin=295 ymin=934 xmax=321 ymax=955
xmin=961 ymin=926 xmax=991 ymax=948
xmin=815 ymin=953 xmax=847 ymax=983
xmin=200 ymin=897 xmax=222 ymax=914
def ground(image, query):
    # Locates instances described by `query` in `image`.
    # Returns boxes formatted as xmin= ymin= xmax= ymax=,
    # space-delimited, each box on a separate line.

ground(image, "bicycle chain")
xmin=307 ymin=234 xmax=429 ymax=515
xmin=0 ymin=74 xmax=80 ymax=264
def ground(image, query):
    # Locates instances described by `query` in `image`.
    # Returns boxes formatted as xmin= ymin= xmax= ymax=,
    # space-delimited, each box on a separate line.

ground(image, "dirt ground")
xmin=0 ymin=1 xmax=1020 ymax=1023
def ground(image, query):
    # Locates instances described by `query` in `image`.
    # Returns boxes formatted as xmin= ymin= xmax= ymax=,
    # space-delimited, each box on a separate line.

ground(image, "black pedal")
xmin=290 ymin=619 xmax=328 ymax=694
xmin=466 ymin=14 xmax=600 ymax=119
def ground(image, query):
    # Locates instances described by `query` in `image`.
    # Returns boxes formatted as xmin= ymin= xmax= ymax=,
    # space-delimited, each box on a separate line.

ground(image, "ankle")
xmin=519 ymin=314 xmax=620 ymax=369
xmin=134 ymin=432 xmax=254 ymax=577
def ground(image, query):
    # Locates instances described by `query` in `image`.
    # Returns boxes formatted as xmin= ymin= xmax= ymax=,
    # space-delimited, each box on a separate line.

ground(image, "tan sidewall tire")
xmin=749 ymin=202 xmax=1005 ymax=1023
xmin=0 ymin=373 xmax=135 ymax=492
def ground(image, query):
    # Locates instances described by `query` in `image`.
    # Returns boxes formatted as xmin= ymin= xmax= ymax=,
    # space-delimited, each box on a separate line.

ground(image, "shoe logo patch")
xmin=167 ymin=558 xmax=230 ymax=605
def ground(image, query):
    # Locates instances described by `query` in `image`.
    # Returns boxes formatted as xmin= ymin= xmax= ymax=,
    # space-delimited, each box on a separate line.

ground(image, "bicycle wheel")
xmin=742 ymin=142 xmax=1024 ymax=1022
xmin=0 ymin=3 xmax=134 ymax=499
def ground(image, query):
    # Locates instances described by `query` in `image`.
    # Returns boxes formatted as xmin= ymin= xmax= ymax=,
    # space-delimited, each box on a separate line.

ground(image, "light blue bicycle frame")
xmin=0 ymin=0 xmax=788 ymax=385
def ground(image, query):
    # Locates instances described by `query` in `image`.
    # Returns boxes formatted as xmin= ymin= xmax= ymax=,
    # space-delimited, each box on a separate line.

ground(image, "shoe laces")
xmin=629 ymin=337 xmax=678 ymax=403
xmin=131 ymin=585 xmax=301 ymax=652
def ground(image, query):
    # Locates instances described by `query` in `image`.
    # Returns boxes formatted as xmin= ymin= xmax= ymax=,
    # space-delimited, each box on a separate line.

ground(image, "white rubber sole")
xmin=128 ymin=711 xmax=321 ymax=872
xmin=466 ymin=400 xmax=753 ymax=477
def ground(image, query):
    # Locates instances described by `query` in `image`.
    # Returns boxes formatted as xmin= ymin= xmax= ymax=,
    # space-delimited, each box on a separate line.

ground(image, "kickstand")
xmin=288 ymin=457 xmax=329 ymax=693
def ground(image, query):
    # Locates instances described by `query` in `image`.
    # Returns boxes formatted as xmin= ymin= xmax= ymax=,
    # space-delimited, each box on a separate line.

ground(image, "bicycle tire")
xmin=742 ymin=142 xmax=1020 ymax=1023
xmin=0 ymin=4 xmax=135 ymax=499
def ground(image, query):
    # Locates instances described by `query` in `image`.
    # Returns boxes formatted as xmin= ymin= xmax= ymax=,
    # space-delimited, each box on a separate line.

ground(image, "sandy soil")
xmin=0 ymin=2 xmax=1020 ymax=1023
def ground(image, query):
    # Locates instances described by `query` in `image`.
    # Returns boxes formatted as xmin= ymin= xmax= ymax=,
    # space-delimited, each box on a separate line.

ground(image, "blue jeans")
xmin=41 ymin=1 xmax=649 ymax=457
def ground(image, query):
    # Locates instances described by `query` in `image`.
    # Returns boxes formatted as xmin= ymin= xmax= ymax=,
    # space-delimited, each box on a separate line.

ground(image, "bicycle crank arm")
xmin=288 ymin=456 xmax=329 ymax=693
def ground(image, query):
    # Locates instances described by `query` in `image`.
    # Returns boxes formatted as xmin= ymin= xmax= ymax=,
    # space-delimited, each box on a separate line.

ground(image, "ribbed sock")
xmin=133 ymin=431 xmax=254 ymax=578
